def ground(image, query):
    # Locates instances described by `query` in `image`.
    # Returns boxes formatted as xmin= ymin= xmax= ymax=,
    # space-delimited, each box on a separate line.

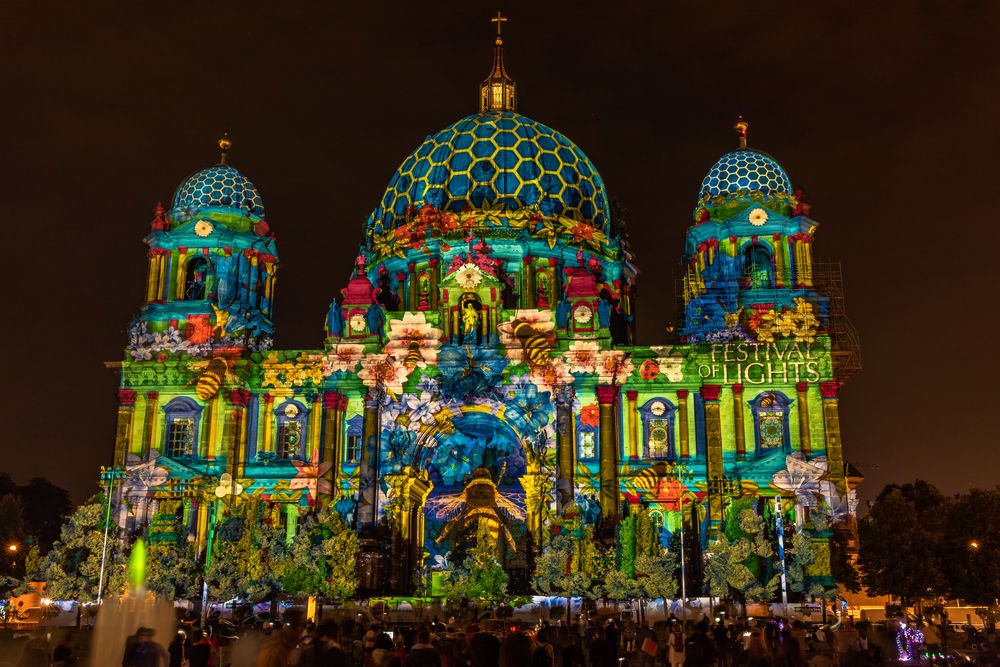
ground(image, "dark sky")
xmin=3 ymin=1 xmax=997 ymax=505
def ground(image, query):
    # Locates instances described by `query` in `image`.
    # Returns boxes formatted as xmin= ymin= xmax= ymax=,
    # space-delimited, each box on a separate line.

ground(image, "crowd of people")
xmin=128 ymin=611 xmax=874 ymax=667
xmin=15 ymin=608 xmax=1000 ymax=666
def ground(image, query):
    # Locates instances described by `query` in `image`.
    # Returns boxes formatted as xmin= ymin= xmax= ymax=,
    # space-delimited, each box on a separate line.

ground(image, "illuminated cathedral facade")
xmin=109 ymin=25 xmax=860 ymax=595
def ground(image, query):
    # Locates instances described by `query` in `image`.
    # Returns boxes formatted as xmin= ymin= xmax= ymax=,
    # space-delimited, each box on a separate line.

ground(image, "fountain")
xmin=89 ymin=539 xmax=176 ymax=665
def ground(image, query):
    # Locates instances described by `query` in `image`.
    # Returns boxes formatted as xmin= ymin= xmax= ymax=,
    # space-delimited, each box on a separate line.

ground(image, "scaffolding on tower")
xmin=812 ymin=261 xmax=863 ymax=382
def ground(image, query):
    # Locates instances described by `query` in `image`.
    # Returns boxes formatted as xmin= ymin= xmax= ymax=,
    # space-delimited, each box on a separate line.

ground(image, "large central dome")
xmin=367 ymin=111 xmax=610 ymax=237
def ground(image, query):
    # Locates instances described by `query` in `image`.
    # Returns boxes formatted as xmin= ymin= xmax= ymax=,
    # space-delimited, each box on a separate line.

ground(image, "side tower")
xmin=678 ymin=119 xmax=860 ymax=528
xmin=112 ymin=137 xmax=279 ymax=538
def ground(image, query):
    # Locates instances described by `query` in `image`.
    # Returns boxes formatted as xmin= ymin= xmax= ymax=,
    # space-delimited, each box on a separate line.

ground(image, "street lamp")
xmin=662 ymin=462 xmax=694 ymax=617
xmin=7 ymin=544 xmax=16 ymax=553
xmin=969 ymin=540 xmax=980 ymax=550
xmin=97 ymin=465 xmax=126 ymax=605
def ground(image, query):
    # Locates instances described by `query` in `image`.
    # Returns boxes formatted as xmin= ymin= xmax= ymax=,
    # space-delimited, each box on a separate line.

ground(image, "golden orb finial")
xmin=218 ymin=132 xmax=232 ymax=164
xmin=734 ymin=116 xmax=749 ymax=149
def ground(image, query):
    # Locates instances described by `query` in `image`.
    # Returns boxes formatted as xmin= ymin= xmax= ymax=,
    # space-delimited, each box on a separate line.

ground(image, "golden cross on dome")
xmin=491 ymin=11 xmax=507 ymax=41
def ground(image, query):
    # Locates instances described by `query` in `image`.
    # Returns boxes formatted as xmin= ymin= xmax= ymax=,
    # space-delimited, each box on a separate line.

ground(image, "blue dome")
xmin=172 ymin=164 xmax=265 ymax=218
xmin=698 ymin=148 xmax=792 ymax=200
xmin=368 ymin=111 xmax=610 ymax=236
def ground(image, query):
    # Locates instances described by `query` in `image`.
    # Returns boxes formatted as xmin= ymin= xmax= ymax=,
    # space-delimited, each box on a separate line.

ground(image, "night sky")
xmin=3 ymin=1 xmax=997 ymax=505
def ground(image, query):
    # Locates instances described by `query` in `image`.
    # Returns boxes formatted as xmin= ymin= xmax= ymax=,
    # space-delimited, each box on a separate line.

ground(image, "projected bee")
xmin=425 ymin=467 xmax=525 ymax=551
xmin=502 ymin=318 xmax=555 ymax=368
xmin=403 ymin=341 xmax=424 ymax=370
xmin=188 ymin=356 xmax=241 ymax=401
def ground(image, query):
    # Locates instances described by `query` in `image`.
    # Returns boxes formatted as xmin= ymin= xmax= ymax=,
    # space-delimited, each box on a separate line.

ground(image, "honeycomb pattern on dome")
xmin=172 ymin=165 xmax=265 ymax=218
xmin=698 ymin=149 xmax=791 ymax=199
xmin=369 ymin=112 xmax=609 ymax=235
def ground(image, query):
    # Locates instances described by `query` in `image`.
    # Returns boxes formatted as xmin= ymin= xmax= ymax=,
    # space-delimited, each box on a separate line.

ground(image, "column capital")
xmin=731 ymin=383 xmax=744 ymax=396
xmin=819 ymin=381 xmax=841 ymax=399
xmin=796 ymin=381 xmax=810 ymax=393
xmin=700 ymin=384 xmax=722 ymax=401
xmin=676 ymin=389 xmax=689 ymax=400
xmin=626 ymin=390 xmax=639 ymax=401
xmin=118 ymin=388 xmax=137 ymax=406
xmin=227 ymin=389 xmax=251 ymax=407
xmin=324 ymin=391 xmax=348 ymax=410
xmin=145 ymin=390 xmax=159 ymax=401
xmin=595 ymin=384 xmax=619 ymax=405
xmin=262 ymin=392 xmax=274 ymax=405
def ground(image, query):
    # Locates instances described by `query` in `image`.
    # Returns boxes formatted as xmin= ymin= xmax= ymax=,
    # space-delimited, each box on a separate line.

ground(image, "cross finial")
xmin=491 ymin=11 xmax=507 ymax=43
xmin=734 ymin=116 xmax=749 ymax=149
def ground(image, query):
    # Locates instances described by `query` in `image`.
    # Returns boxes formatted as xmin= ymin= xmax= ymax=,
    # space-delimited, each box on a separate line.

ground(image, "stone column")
xmin=261 ymin=393 xmax=274 ymax=454
xmin=701 ymin=384 xmax=724 ymax=530
xmin=596 ymin=384 xmax=620 ymax=522
xmin=397 ymin=271 xmax=408 ymax=310
xmin=308 ymin=392 xmax=322 ymax=461
xmin=796 ymin=382 xmax=812 ymax=457
xmin=429 ymin=258 xmax=440 ymax=310
xmin=820 ymin=381 xmax=846 ymax=494
xmin=114 ymin=388 xmax=137 ymax=467
xmin=732 ymin=383 xmax=746 ymax=459
xmin=225 ymin=389 xmax=251 ymax=509
xmin=407 ymin=263 xmax=417 ymax=310
xmin=555 ymin=386 xmax=575 ymax=512
xmin=321 ymin=391 xmax=346 ymax=507
xmin=626 ymin=390 xmax=639 ymax=460
xmin=359 ymin=390 xmax=381 ymax=527
xmin=677 ymin=390 xmax=690 ymax=459
xmin=142 ymin=391 xmax=159 ymax=458
xmin=523 ymin=256 xmax=535 ymax=308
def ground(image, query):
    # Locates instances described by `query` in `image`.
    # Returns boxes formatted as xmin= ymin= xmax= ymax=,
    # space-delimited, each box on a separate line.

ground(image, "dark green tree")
xmin=940 ymin=487 xmax=1000 ymax=605
xmin=17 ymin=478 xmax=73 ymax=554
xmin=858 ymin=481 xmax=947 ymax=604
xmin=32 ymin=494 xmax=126 ymax=602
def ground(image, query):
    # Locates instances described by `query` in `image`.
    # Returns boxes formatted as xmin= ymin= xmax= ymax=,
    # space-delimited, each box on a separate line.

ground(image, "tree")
xmin=439 ymin=521 xmax=508 ymax=606
xmin=145 ymin=541 xmax=202 ymax=601
xmin=278 ymin=506 xmax=359 ymax=602
xmin=17 ymin=478 xmax=73 ymax=554
xmin=534 ymin=528 xmax=603 ymax=600
xmin=0 ymin=495 xmax=25 ymax=578
xmin=940 ymin=487 xmax=1000 ymax=605
xmin=635 ymin=550 xmax=678 ymax=600
xmin=205 ymin=500 xmax=286 ymax=603
xmin=32 ymin=494 xmax=126 ymax=602
xmin=703 ymin=534 xmax=756 ymax=599
xmin=858 ymin=482 xmax=948 ymax=603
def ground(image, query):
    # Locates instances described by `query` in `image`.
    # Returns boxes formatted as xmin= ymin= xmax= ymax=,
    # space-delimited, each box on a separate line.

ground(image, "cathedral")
xmin=109 ymin=22 xmax=861 ymax=596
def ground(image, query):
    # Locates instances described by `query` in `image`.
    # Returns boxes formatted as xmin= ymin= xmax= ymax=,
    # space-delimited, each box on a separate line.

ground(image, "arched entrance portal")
xmin=424 ymin=410 xmax=539 ymax=593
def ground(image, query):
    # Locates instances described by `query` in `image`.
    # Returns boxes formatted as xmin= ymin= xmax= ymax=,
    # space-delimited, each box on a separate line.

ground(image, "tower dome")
xmin=172 ymin=163 xmax=265 ymax=219
xmin=367 ymin=111 xmax=610 ymax=238
xmin=698 ymin=148 xmax=792 ymax=200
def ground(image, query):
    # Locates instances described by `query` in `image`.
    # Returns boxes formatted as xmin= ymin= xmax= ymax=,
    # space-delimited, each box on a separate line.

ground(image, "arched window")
xmin=743 ymin=245 xmax=773 ymax=288
xmin=162 ymin=397 xmax=203 ymax=458
xmin=345 ymin=415 xmax=364 ymax=464
xmin=183 ymin=256 xmax=210 ymax=300
xmin=576 ymin=414 xmax=598 ymax=462
xmin=640 ymin=398 xmax=677 ymax=460
xmin=274 ymin=400 xmax=308 ymax=460
xmin=749 ymin=391 xmax=793 ymax=456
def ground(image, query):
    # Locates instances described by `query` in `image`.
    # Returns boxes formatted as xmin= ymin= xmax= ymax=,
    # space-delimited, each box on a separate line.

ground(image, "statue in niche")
xmin=462 ymin=301 xmax=480 ymax=344
xmin=418 ymin=274 xmax=431 ymax=310
xmin=536 ymin=272 xmax=551 ymax=307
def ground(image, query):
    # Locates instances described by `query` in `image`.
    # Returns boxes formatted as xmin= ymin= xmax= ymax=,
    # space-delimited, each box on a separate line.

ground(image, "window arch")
xmin=162 ymin=397 xmax=203 ymax=458
xmin=749 ymin=391 xmax=793 ymax=456
xmin=274 ymin=400 xmax=309 ymax=460
xmin=576 ymin=415 xmax=598 ymax=462
xmin=345 ymin=415 xmax=364 ymax=464
xmin=639 ymin=398 xmax=677 ymax=460
xmin=743 ymin=244 xmax=774 ymax=289
xmin=183 ymin=255 xmax=211 ymax=300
